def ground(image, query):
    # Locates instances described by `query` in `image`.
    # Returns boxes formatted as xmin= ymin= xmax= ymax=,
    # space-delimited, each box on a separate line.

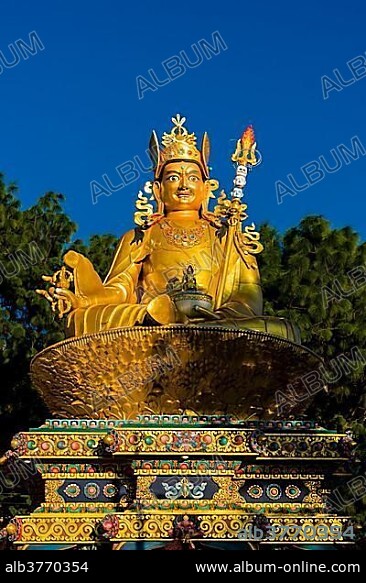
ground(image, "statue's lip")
xmin=177 ymin=190 xmax=193 ymax=198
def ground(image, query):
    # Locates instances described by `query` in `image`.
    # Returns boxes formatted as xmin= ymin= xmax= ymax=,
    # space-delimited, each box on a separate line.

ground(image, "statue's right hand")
xmin=62 ymin=250 xmax=105 ymax=298
xmin=36 ymin=287 xmax=56 ymax=305
xmin=63 ymin=250 xmax=81 ymax=268
xmin=54 ymin=288 xmax=90 ymax=309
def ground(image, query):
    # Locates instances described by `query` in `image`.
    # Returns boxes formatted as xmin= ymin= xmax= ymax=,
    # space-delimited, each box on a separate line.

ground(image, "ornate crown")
xmin=149 ymin=114 xmax=210 ymax=179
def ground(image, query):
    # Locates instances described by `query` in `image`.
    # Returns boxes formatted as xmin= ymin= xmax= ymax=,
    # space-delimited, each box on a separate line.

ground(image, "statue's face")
xmin=154 ymin=162 xmax=207 ymax=212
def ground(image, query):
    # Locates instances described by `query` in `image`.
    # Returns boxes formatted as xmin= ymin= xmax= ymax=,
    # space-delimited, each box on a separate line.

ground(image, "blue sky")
xmin=1 ymin=0 xmax=366 ymax=243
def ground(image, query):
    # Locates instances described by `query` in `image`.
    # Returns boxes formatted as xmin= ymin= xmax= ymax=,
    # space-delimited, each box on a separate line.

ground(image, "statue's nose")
xmin=179 ymin=175 xmax=188 ymax=188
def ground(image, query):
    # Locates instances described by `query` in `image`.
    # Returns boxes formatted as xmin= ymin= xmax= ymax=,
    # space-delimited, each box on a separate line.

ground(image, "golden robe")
xmin=66 ymin=217 xmax=264 ymax=337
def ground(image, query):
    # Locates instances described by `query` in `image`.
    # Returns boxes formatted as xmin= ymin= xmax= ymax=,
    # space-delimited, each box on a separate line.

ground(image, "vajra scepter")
xmin=213 ymin=125 xmax=260 ymax=311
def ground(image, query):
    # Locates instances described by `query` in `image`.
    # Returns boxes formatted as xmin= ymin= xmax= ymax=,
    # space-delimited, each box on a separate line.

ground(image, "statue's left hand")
xmin=193 ymin=305 xmax=221 ymax=321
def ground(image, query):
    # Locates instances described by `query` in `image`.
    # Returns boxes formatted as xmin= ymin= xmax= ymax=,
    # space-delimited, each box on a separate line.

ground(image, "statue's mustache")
xmin=176 ymin=187 xmax=192 ymax=194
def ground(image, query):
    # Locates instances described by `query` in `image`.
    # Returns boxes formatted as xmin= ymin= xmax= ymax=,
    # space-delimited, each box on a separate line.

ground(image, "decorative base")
xmin=3 ymin=416 xmax=355 ymax=550
xmin=30 ymin=327 xmax=323 ymax=419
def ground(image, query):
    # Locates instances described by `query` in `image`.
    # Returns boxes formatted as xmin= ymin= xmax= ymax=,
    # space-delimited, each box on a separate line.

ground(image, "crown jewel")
xmin=161 ymin=115 xmax=196 ymax=147
xmin=149 ymin=114 xmax=210 ymax=179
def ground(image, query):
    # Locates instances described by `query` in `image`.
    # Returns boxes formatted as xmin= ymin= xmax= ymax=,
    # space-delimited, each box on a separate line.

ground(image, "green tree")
xmin=0 ymin=174 xmax=77 ymax=449
xmin=0 ymin=175 xmax=121 ymax=451
xmin=259 ymin=215 xmax=366 ymax=432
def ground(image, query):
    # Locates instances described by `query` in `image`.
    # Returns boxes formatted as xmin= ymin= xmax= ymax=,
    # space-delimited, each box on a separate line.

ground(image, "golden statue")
xmin=31 ymin=114 xmax=313 ymax=420
xmin=37 ymin=115 xmax=298 ymax=343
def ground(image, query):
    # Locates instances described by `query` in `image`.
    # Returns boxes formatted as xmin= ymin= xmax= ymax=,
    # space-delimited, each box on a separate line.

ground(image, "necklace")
xmin=160 ymin=220 xmax=208 ymax=248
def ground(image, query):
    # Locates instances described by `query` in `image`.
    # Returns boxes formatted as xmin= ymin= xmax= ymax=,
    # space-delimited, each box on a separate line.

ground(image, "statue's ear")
xmin=201 ymin=132 xmax=210 ymax=171
xmin=206 ymin=179 xmax=219 ymax=198
xmin=152 ymin=180 xmax=161 ymax=200
xmin=149 ymin=131 xmax=160 ymax=169
xmin=152 ymin=180 xmax=164 ymax=214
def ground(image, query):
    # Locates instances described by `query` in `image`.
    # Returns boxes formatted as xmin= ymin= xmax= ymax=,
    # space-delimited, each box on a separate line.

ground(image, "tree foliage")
xmin=259 ymin=215 xmax=366 ymax=431
xmin=0 ymin=174 xmax=118 ymax=448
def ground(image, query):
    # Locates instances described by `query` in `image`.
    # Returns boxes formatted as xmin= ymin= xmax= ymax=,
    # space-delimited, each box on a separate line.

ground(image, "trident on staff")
xmin=213 ymin=125 xmax=261 ymax=311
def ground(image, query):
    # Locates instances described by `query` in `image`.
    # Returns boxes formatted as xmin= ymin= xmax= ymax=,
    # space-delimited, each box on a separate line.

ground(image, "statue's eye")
xmin=189 ymin=175 xmax=199 ymax=182
xmin=168 ymin=175 xmax=179 ymax=181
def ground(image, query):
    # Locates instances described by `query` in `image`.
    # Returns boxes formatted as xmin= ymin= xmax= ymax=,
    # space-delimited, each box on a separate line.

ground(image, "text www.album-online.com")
xmin=195 ymin=561 xmax=360 ymax=574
